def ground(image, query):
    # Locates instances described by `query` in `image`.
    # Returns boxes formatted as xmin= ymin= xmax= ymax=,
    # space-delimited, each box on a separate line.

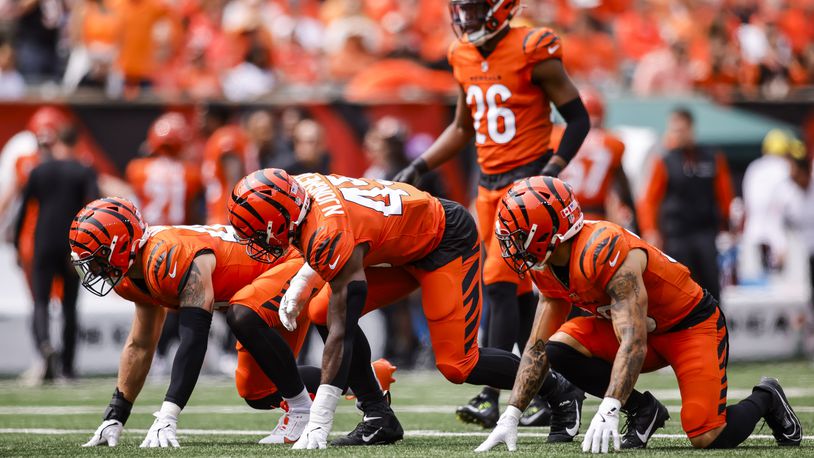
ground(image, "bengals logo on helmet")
xmin=495 ymin=176 xmax=584 ymax=275
xmin=227 ymin=168 xmax=309 ymax=264
xmin=450 ymin=0 xmax=520 ymax=46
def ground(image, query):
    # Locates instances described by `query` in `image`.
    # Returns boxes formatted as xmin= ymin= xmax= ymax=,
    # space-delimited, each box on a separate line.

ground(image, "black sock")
xmin=226 ymin=305 xmax=303 ymax=398
xmin=297 ymin=365 xmax=322 ymax=393
xmin=708 ymin=390 xmax=772 ymax=449
xmin=464 ymin=347 xmax=520 ymax=390
xmin=345 ymin=328 xmax=387 ymax=411
xmin=546 ymin=341 xmax=644 ymax=409
xmin=516 ymin=292 xmax=537 ymax=352
xmin=480 ymin=386 xmax=500 ymax=401
xmin=486 ymin=282 xmax=519 ymax=351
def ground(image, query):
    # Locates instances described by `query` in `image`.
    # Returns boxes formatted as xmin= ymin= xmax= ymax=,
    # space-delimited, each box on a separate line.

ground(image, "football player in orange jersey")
xmin=69 ymin=198 xmax=395 ymax=448
xmin=125 ymin=113 xmax=204 ymax=226
xmin=393 ymin=0 xmax=590 ymax=429
xmin=476 ymin=177 xmax=802 ymax=453
xmin=555 ymin=89 xmax=636 ymax=226
xmin=202 ymin=125 xmax=253 ymax=224
xmin=227 ymin=169 xmax=582 ymax=449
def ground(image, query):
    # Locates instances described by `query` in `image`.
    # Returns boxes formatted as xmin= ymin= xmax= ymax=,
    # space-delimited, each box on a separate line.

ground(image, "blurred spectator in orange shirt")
xmin=63 ymin=0 xmax=121 ymax=93
xmin=175 ymin=42 xmax=222 ymax=100
xmin=614 ymin=0 xmax=664 ymax=61
xmin=115 ymin=0 xmax=177 ymax=93
xmin=562 ymin=12 xmax=619 ymax=85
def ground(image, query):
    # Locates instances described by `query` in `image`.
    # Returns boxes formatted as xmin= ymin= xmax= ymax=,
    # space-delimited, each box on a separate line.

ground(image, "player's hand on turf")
xmin=582 ymin=397 xmax=621 ymax=454
xmin=475 ymin=405 xmax=521 ymax=452
xmin=82 ymin=419 xmax=123 ymax=447
xmin=291 ymin=422 xmax=329 ymax=449
xmin=292 ymin=384 xmax=341 ymax=450
xmin=140 ymin=410 xmax=180 ymax=448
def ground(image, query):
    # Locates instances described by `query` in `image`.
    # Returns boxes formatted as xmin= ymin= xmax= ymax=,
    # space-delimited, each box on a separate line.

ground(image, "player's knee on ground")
xmin=244 ymin=393 xmax=283 ymax=410
xmin=436 ymin=362 xmax=467 ymax=384
xmin=681 ymin=400 xmax=711 ymax=443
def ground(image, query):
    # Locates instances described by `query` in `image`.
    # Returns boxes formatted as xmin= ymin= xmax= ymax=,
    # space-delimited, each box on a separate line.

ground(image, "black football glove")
xmin=393 ymin=158 xmax=429 ymax=186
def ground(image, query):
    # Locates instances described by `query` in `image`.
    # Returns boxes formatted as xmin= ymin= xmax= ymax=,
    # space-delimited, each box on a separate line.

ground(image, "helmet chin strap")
xmin=467 ymin=3 xmax=521 ymax=46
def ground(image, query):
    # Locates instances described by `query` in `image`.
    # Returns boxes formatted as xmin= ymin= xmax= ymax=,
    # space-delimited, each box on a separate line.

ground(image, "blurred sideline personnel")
xmin=394 ymin=0 xmax=590 ymax=430
xmin=637 ymin=108 xmax=734 ymax=301
xmin=476 ymin=177 xmax=802 ymax=453
xmin=15 ymin=124 xmax=98 ymax=381
xmin=125 ymin=112 xmax=204 ymax=226
xmin=741 ymin=129 xmax=797 ymax=275
xmin=1 ymin=109 xmax=69 ymax=318
xmin=227 ymin=170 xmax=582 ymax=449
xmin=202 ymin=125 xmax=254 ymax=224
xmin=69 ymin=198 xmax=396 ymax=447
xmin=554 ymin=89 xmax=636 ymax=227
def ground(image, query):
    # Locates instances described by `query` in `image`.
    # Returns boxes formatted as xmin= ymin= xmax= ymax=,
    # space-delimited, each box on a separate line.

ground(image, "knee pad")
xmin=244 ymin=393 xmax=282 ymax=410
xmin=545 ymin=340 xmax=580 ymax=372
xmin=436 ymin=363 xmax=467 ymax=384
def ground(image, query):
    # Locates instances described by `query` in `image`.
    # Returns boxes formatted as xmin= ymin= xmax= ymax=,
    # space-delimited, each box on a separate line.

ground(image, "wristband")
xmin=412 ymin=157 xmax=429 ymax=174
xmin=503 ymin=405 xmax=522 ymax=424
xmin=158 ymin=401 xmax=182 ymax=419
xmin=103 ymin=387 xmax=133 ymax=425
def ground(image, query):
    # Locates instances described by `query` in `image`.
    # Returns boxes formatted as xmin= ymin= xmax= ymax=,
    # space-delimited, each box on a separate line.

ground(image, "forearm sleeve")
xmin=551 ymin=97 xmax=590 ymax=166
xmin=164 ymin=307 xmax=212 ymax=408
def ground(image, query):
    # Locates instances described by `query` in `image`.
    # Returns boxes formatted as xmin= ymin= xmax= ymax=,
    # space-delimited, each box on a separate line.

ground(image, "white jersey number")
xmin=466 ymin=84 xmax=516 ymax=145
xmin=327 ymin=176 xmax=409 ymax=216
xmin=141 ymin=160 xmax=187 ymax=225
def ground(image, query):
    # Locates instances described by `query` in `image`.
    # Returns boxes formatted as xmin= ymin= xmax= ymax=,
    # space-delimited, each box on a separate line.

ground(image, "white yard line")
xmin=2 ymin=404 xmax=814 ymax=415
xmin=0 ymin=428 xmax=811 ymax=441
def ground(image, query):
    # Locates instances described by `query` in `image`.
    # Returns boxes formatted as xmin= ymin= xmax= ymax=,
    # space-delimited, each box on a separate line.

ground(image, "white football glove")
xmin=82 ymin=419 xmax=123 ymax=447
xmin=475 ymin=405 xmax=521 ymax=452
xmin=140 ymin=402 xmax=181 ymax=448
xmin=280 ymin=263 xmax=324 ymax=331
xmin=582 ymin=397 xmax=621 ymax=454
xmin=292 ymin=384 xmax=341 ymax=449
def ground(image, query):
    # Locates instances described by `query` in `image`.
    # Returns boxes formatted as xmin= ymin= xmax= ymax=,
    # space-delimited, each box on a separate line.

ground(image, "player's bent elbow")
xmin=436 ymin=363 xmax=467 ymax=384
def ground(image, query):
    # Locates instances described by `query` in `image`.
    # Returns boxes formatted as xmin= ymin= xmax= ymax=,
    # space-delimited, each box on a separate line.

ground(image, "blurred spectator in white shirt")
xmin=0 ymin=39 xmax=26 ymax=99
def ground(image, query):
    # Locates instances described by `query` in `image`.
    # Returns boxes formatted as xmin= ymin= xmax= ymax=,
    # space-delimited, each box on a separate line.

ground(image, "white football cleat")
xmin=259 ymin=406 xmax=310 ymax=444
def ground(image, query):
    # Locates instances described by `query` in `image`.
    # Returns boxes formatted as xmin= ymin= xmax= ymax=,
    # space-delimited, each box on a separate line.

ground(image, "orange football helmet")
xmin=28 ymin=106 xmax=70 ymax=146
xmin=450 ymin=0 xmax=520 ymax=46
xmin=227 ymin=169 xmax=309 ymax=263
xmin=69 ymin=197 xmax=148 ymax=296
xmin=495 ymin=176 xmax=584 ymax=275
xmin=147 ymin=112 xmax=189 ymax=157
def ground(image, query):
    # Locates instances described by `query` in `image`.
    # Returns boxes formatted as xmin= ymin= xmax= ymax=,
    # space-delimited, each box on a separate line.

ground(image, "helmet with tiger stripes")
xmin=495 ymin=176 xmax=584 ymax=275
xmin=227 ymin=168 xmax=310 ymax=264
xmin=69 ymin=197 xmax=148 ymax=296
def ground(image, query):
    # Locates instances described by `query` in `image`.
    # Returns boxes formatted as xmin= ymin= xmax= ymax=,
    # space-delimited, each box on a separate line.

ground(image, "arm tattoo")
xmin=507 ymin=339 xmax=550 ymax=411
xmin=180 ymin=263 xmax=205 ymax=308
xmin=605 ymin=269 xmax=647 ymax=403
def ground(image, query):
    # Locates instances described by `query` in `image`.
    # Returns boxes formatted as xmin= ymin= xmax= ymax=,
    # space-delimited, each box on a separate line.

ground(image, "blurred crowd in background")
xmin=0 ymin=0 xmax=813 ymax=101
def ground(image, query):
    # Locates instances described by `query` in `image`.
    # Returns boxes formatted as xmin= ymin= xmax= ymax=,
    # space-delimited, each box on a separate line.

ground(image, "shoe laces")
xmin=472 ymin=393 xmax=495 ymax=410
xmin=620 ymin=410 xmax=635 ymax=435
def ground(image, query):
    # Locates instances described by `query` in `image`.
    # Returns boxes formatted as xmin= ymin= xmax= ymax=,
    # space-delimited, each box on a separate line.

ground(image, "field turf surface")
xmin=0 ymin=361 xmax=812 ymax=456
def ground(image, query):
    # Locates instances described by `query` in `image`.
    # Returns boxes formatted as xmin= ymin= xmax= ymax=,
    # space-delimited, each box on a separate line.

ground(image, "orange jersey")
xmin=295 ymin=173 xmax=446 ymax=282
xmin=115 ymin=224 xmax=291 ymax=308
xmin=531 ymin=221 xmax=703 ymax=333
xmin=554 ymin=127 xmax=625 ymax=216
xmin=202 ymin=126 xmax=253 ymax=225
xmin=448 ymin=27 xmax=563 ymax=175
xmin=126 ymin=156 xmax=203 ymax=226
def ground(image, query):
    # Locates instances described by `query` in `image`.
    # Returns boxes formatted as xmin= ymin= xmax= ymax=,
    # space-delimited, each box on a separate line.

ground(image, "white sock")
xmin=284 ymin=388 xmax=312 ymax=414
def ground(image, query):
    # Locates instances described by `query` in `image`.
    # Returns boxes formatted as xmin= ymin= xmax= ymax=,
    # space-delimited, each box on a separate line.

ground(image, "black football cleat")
xmin=331 ymin=406 xmax=404 ymax=446
xmin=620 ymin=391 xmax=670 ymax=449
xmin=753 ymin=377 xmax=802 ymax=446
xmin=455 ymin=390 xmax=499 ymax=429
xmin=547 ymin=385 xmax=585 ymax=443
xmin=519 ymin=395 xmax=551 ymax=427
